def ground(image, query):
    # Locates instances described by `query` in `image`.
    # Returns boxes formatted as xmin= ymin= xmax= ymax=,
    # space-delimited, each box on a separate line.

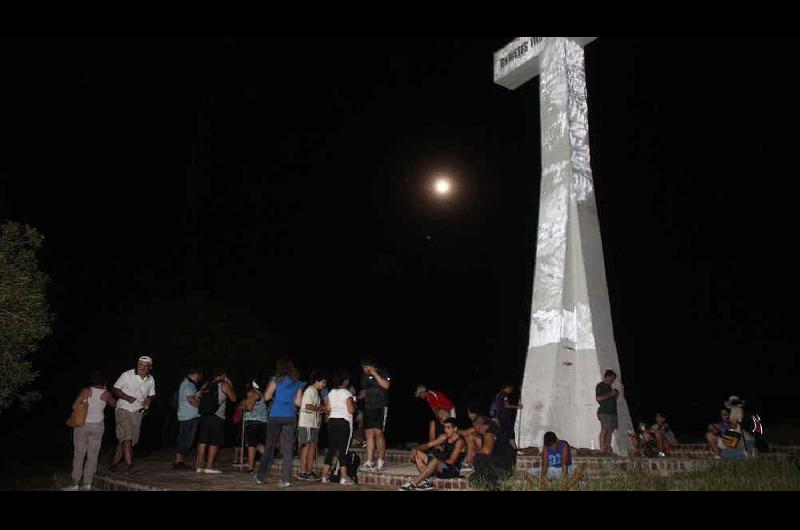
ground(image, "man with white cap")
xmin=110 ymin=355 xmax=156 ymax=470
xmin=414 ymin=385 xmax=456 ymax=419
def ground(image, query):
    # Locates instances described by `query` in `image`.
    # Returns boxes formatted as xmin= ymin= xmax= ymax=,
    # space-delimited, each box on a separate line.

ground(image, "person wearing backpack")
xmin=255 ymin=357 xmax=305 ymax=487
xmin=195 ymin=368 xmax=237 ymax=473
xmin=173 ymin=367 xmax=202 ymax=470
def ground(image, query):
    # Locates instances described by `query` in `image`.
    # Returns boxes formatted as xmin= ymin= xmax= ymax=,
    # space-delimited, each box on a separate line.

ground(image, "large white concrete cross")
xmin=494 ymin=37 xmax=633 ymax=454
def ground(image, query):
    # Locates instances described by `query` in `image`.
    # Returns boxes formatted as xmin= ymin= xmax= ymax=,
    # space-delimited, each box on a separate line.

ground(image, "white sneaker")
xmin=320 ymin=476 xmax=330 ymax=484
xmin=657 ymin=452 xmax=666 ymax=458
xmin=416 ymin=479 xmax=434 ymax=491
xmin=81 ymin=484 xmax=92 ymax=491
xmin=278 ymin=481 xmax=291 ymax=487
xmin=359 ymin=461 xmax=376 ymax=472
xmin=203 ymin=468 xmax=223 ymax=474
xmin=339 ymin=477 xmax=355 ymax=485
xmin=62 ymin=484 xmax=79 ymax=491
xmin=376 ymin=459 xmax=385 ymax=471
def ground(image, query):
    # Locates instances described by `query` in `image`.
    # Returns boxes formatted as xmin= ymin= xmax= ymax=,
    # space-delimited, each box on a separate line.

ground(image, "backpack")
xmin=330 ymin=451 xmax=361 ymax=483
xmin=199 ymin=381 xmax=220 ymax=416
xmin=719 ymin=429 xmax=744 ymax=449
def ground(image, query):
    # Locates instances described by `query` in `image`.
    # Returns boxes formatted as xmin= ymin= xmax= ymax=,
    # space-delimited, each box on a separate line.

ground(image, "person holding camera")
xmin=595 ymin=369 xmax=619 ymax=455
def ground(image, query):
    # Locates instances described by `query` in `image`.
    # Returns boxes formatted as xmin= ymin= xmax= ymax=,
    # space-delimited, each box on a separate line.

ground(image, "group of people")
xmin=704 ymin=395 xmax=765 ymax=460
xmin=64 ymin=355 xmax=155 ymax=490
xmin=65 ymin=355 xmax=393 ymax=490
xmin=628 ymin=413 xmax=679 ymax=457
xmin=174 ymin=356 xmax=393 ymax=487
xmin=64 ymin=355 xmax=759 ymax=492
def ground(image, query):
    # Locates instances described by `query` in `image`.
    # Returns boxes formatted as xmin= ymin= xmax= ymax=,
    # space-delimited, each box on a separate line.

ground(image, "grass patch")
xmin=474 ymin=458 xmax=800 ymax=491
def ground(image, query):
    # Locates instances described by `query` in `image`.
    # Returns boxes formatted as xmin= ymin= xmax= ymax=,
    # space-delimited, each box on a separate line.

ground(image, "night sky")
xmin=2 ymin=36 xmax=799 ymax=457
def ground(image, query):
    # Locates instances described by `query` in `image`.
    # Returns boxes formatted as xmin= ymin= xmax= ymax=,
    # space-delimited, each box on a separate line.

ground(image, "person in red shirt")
xmin=414 ymin=385 xmax=456 ymax=418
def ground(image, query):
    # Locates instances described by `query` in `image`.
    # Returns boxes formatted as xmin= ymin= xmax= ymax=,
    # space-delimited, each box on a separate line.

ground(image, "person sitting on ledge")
xmin=526 ymin=431 xmax=585 ymax=490
xmin=470 ymin=415 xmax=516 ymax=487
xmin=457 ymin=404 xmax=483 ymax=471
xmin=628 ymin=422 xmax=657 ymax=457
xmin=650 ymin=412 xmax=678 ymax=457
xmin=717 ymin=411 xmax=749 ymax=461
xmin=400 ymin=417 xmax=466 ymax=491
xmin=706 ymin=408 xmax=732 ymax=457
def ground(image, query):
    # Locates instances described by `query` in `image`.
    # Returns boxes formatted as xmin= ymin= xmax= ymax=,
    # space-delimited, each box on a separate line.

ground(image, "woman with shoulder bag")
xmin=64 ymin=370 xmax=116 ymax=491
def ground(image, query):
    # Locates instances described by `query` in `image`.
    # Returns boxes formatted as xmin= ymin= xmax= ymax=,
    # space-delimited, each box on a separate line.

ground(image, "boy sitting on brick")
xmin=400 ymin=418 xmax=466 ymax=491
xmin=527 ymin=431 xmax=585 ymax=490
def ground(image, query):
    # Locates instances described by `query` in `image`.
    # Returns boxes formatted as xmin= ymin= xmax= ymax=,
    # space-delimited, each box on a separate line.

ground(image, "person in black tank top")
xmin=428 ymin=408 xmax=451 ymax=454
xmin=400 ymin=418 xmax=466 ymax=491
xmin=471 ymin=415 xmax=516 ymax=487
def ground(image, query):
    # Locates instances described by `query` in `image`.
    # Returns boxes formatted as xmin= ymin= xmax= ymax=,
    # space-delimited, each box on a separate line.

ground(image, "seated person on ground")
xmin=457 ymin=404 xmax=483 ymax=470
xmin=628 ymin=422 xmax=657 ymax=457
xmin=717 ymin=414 xmax=749 ymax=461
xmin=706 ymin=408 xmax=731 ymax=456
xmin=470 ymin=415 xmax=516 ymax=487
xmin=527 ymin=431 xmax=584 ymax=490
xmin=401 ymin=418 xmax=466 ymax=491
xmin=651 ymin=412 xmax=678 ymax=456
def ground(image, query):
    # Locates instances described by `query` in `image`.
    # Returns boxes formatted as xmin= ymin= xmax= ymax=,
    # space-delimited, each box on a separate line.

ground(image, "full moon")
xmin=433 ymin=178 xmax=452 ymax=195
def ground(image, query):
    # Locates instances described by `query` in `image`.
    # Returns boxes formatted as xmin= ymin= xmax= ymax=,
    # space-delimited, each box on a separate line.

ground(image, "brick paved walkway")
xmin=53 ymin=444 xmax=798 ymax=491
xmin=85 ymin=448 xmax=396 ymax=491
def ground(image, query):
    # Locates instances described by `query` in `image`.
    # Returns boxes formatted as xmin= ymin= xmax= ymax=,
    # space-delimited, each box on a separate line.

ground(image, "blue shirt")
xmin=177 ymin=378 xmax=199 ymax=422
xmin=545 ymin=440 xmax=569 ymax=468
xmin=269 ymin=377 xmax=305 ymax=419
xmin=716 ymin=420 xmax=732 ymax=432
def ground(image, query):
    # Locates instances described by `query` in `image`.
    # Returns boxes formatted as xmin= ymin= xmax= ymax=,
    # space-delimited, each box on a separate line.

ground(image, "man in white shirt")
xmin=110 ymin=356 xmax=156 ymax=470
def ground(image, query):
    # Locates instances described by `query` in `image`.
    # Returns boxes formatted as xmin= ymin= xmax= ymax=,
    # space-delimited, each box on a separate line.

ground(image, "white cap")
xmin=251 ymin=380 xmax=260 ymax=390
xmin=725 ymin=395 xmax=743 ymax=405
xmin=138 ymin=355 xmax=153 ymax=365
xmin=414 ymin=384 xmax=426 ymax=398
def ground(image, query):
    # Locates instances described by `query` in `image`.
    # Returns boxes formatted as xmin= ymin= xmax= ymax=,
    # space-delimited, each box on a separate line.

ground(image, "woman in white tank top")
xmin=321 ymin=370 xmax=356 ymax=484
xmin=65 ymin=370 xmax=116 ymax=491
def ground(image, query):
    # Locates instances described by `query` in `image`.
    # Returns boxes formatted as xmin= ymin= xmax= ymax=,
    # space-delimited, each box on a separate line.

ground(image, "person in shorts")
xmin=400 ymin=418 xmax=466 ymax=491
xmin=298 ymin=371 xmax=327 ymax=480
xmin=194 ymin=368 xmax=237 ymax=473
xmin=242 ymin=379 xmax=268 ymax=472
xmin=111 ymin=356 xmax=156 ymax=471
xmin=358 ymin=357 xmax=391 ymax=472
xmin=595 ymin=369 xmax=619 ymax=454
